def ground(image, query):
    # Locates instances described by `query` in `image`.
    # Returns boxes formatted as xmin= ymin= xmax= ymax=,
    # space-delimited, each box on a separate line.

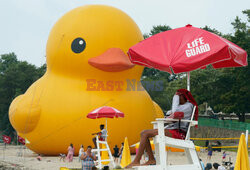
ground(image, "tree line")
xmin=0 ymin=10 xmax=249 ymax=137
xmin=0 ymin=53 xmax=46 ymax=136
xmin=142 ymin=10 xmax=249 ymax=122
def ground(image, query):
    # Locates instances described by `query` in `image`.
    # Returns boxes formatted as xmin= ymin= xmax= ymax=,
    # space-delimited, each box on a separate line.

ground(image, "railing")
xmin=198 ymin=118 xmax=250 ymax=131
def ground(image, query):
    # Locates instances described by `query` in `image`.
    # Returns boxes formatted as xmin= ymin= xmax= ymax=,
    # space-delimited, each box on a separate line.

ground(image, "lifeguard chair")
xmin=135 ymin=106 xmax=202 ymax=170
xmin=92 ymin=134 xmax=115 ymax=169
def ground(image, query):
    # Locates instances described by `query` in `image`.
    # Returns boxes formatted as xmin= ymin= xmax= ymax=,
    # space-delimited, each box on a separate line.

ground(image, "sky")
xmin=0 ymin=0 xmax=249 ymax=67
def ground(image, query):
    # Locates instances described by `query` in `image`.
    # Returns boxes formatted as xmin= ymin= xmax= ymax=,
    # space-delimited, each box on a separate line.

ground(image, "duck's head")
xmin=46 ymin=5 xmax=144 ymax=79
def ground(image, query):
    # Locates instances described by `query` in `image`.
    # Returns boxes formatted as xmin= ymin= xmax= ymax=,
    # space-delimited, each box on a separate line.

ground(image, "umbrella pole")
xmin=187 ymin=72 xmax=190 ymax=91
xmin=106 ymin=118 xmax=108 ymax=132
xmin=246 ymin=130 xmax=249 ymax=146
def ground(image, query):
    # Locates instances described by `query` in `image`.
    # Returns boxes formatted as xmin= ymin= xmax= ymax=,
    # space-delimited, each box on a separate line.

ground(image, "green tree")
xmin=141 ymin=25 xmax=173 ymax=111
xmin=218 ymin=10 xmax=250 ymax=122
xmin=202 ymin=25 xmax=223 ymax=36
xmin=0 ymin=53 xmax=46 ymax=137
xmin=143 ymin=25 xmax=172 ymax=39
xmin=142 ymin=11 xmax=249 ymax=122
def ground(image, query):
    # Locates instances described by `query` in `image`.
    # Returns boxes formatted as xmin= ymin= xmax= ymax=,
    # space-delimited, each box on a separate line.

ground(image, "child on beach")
xmin=36 ymin=154 xmax=42 ymax=161
xmin=222 ymin=151 xmax=228 ymax=162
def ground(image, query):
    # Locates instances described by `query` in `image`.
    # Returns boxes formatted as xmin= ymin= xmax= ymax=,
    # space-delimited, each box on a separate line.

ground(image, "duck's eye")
xmin=71 ymin=38 xmax=86 ymax=53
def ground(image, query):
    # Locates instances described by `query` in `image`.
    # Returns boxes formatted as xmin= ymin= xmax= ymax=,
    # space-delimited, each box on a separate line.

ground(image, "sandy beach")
xmin=0 ymin=144 xmax=248 ymax=170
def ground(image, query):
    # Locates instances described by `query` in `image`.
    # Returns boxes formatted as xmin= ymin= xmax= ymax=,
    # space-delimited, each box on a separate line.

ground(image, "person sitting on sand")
xmin=213 ymin=163 xmax=226 ymax=170
xmin=92 ymin=124 xmax=107 ymax=148
xmin=37 ymin=154 xmax=42 ymax=161
xmin=126 ymin=89 xmax=198 ymax=168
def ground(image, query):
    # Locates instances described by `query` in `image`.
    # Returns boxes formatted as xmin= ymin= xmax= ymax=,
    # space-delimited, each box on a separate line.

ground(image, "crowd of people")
xmin=60 ymin=142 xmax=124 ymax=170
xmin=56 ymin=124 xmax=125 ymax=170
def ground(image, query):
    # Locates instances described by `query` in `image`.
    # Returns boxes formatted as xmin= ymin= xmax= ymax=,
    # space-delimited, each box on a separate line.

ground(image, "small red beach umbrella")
xmin=87 ymin=106 xmax=124 ymax=119
xmin=87 ymin=106 xmax=124 ymax=133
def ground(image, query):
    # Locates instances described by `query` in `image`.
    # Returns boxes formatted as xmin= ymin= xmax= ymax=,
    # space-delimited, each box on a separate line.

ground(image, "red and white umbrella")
xmin=87 ymin=106 xmax=124 ymax=119
xmin=87 ymin=106 xmax=124 ymax=131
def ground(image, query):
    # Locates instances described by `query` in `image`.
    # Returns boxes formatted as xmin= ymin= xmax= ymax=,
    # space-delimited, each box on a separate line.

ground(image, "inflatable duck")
xmin=9 ymin=5 xmax=163 ymax=155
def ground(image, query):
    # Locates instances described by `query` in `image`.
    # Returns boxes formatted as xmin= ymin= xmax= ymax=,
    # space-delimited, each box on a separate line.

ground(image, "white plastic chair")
xmin=135 ymin=106 xmax=202 ymax=170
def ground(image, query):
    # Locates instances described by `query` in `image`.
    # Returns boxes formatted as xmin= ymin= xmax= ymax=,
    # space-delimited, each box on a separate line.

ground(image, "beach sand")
xmin=0 ymin=144 xmax=248 ymax=170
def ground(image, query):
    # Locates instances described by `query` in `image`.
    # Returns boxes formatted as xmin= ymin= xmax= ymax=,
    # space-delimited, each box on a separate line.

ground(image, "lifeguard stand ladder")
xmin=135 ymin=106 xmax=202 ymax=170
xmin=92 ymin=135 xmax=115 ymax=169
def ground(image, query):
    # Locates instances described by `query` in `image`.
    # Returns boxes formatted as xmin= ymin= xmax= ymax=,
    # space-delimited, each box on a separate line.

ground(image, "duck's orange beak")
xmin=88 ymin=48 xmax=135 ymax=72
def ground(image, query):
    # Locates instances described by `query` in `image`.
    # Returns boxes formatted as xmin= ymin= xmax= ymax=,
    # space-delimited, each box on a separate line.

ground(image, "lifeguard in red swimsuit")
xmin=126 ymin=89 xmax=198 ymax=168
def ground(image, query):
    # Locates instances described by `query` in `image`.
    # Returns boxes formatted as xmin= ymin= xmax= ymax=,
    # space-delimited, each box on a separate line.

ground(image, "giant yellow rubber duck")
xmin=9 ymin=5 xmax=163 ymax=155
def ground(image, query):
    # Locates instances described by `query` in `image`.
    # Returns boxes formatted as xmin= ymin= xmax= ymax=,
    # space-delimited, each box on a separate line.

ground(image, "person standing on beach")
xmin=79 ymin=145 xmax=84 ymax=162
xmin=222 ymin=151 xmax=228 ymax=162
xmin=113 ymin=145 xmax=119 ymax=163
xmin=118 ymin=142 xmax=124 ymax=163
xmin=66 ymin=143 xmax=75 ymax=162
xmin=81 ymin=145 xmax=97 ymax=170
xmin=207 ymin=143 xmax=213 ymax=160
xmin=205 ymin=140 xmax=209 ymax=148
